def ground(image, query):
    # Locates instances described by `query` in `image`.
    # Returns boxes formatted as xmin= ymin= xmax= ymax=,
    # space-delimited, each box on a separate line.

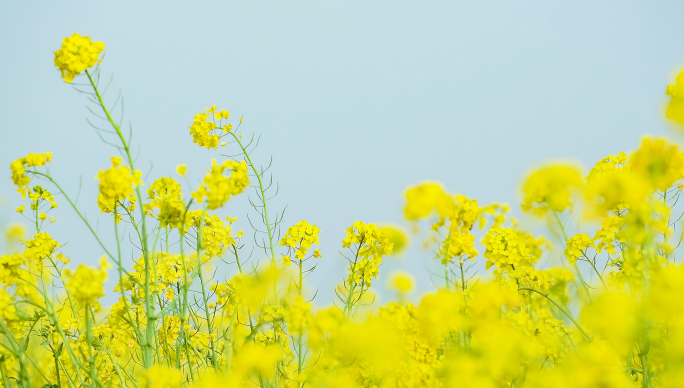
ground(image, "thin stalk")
xmin=443 ymin=229 xmax=453 ymax=290
xmin=0 ymin=362 xmax=10 ymax=388
xmin=86 ymin=69 xmax=154 ymax=368
xmin=113 ymin=209 xmax=145 ymax=345
xmin=195 ymin=211 xmax=218 ymax=368
xmin=581 ymin=252 xmax=609 ymax=289
xmin=227 ymin=132 xmax=275 ymax=263
xmin=85 ymin=306 xmax=96 ymax=386
xmin=518 ymin=287 xmax=592 ymax=342
xmin=344 ymin=243 xmax=364 ymax=318
xmin=297 ymin=258 xmax=304 ymax=380
xmin=552 ymin=211 xmax=591 ymax=296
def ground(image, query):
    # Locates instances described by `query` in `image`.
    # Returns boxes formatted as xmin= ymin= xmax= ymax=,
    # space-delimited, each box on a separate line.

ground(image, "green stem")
xmin=196 ymin=211 xmax=218 ymax=368
xmin=0 ymin=361 xmax=10 ymax=388
xmin=518 ymin=287 xmax=592 ymax=342
xmin=297 ymin=258 xmax=304 ymax=380
xmin=344 ymin=243 xmax=363 ymax=318
xmin=85 ymin=306 xmax=96 ymax=386
xmin=552 ymin=211 xmax=591 ymax=297
xmin=113 ymin=209 xmax=145 ymax=346
xmin=227 ymin=132 xmax=275 ymax=263
xmin=86 ymin=70 xmax=154 ymax=368
xmin=443 ymin=229 xmax=452 ymax=290
xmin=581 ymin=252 xmax=609 ymax=289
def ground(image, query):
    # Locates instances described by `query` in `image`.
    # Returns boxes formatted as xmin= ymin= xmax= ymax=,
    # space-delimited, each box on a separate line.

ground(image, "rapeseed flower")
xmin=54 ymin=33 xmax=104 ymax=83
xmin=96 ymin=156 xmax=143 ymax=215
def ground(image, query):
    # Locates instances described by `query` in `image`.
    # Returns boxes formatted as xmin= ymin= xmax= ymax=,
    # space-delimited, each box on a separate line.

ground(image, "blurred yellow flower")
xmin=521 ymin=164 xmax=584 ymax=216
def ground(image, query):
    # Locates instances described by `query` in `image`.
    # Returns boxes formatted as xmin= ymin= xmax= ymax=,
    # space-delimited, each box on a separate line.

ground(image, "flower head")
xmin=629 ymin=137 xmax=684 ymax=191
xmin=10 ymin=152 xmax=52 ymax=197
xmin=54 ymin=33 xmax=104 ymax=83
xmin=145 ymin=177 xmax=185 ymax=229
xmin=279 ymin=220 xmax=321 ymax=261
xmin=521 ymin=164 xmax=584 ymax=216
xmin=666 ymin=70 xmax=684 ymax=124
xmin=192 ymin=159 xmax=249 ymax=210
xmin=96 ymin=157 xmax=142 ymax=216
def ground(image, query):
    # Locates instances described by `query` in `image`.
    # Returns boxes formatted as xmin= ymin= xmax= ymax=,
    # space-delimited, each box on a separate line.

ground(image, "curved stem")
xmin=227 ymin=132 xmax=276 ymax=263
xmin=518 ymin=287 xmax=592 ymax=343
xmin=85 ymin=70 xmax=154 ymax=368
xmin=552 ymin=211 xmax=591 ymax=297
xmin=195 ymin=211 xmax=218 ymax=368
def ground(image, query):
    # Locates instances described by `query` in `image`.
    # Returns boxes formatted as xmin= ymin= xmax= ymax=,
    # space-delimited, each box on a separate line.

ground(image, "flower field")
xmin=3 ymin=33 xmax=684 ymax=387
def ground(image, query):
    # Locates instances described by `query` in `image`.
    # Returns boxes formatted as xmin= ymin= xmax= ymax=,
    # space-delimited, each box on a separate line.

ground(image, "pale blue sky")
xmin=1 ymin=1 xmax=684 ymax=304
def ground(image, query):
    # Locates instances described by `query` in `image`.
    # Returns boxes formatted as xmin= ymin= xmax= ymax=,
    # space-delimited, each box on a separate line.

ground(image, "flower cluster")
xmin=437 ymin=230 xmax=479 ymax=264
xmin=629 ymin=136 xmax=684 ymax=191
xmin=521 ymin=165 xmax=583 ymax=216
xmin=10 ymin=152 xmax=52 ymax=196
xmin=564 ymin=233 xmax=595 ymax=265
xmin=192 ymin=159 xmax=249 ymax=210
xmin=279 ymin=220 xmax=320 ymax=265
xmin=184 ymin=210 xmax=236 ymax=258
xmin=189 ymin=106 xmax=233 ymax=149
xmin=403 ymin=182 xmax=451 ymax=220
xmin=145 ymin=177 xmax=185 ymax=229
xmin=53 ymin=33 xmax=104 ymax=83
xmin=96 ymin=156 xmax=143 ymax=216
xmin=343 ymin=221 xmax=393 ymax=287
xmin=666 ymin=70 xmax=684 ymax=123
xmin=482 ymin=227 xmax=534 ymax=270
xmin=586 ymin=151 xmax=627 ymax=181
xmin=65 ymin=257 xmax=109 ymax=306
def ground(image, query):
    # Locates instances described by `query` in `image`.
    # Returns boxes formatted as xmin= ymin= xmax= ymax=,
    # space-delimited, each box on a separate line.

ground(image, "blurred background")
xmin=1 ymin=0 xmax=684 ymax=305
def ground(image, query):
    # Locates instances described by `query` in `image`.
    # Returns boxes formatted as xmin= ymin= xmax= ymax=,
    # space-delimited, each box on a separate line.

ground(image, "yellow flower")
xmin=65 ymin=259 xmax=108 ymax=306
xmin=183 ymin=211 xmax=236 ymax=258
xmin=192 ymin=159 xmax=249 ymax=210
xmin=666 ymin=70 xmax=684 ymax=124
xmin=279 ymin=220 xmax=321 ymax=260
xmin=343 ymin=221 xmax=393 ymax=287
xmin=564 ymin=234 xmax=595 ymax=265
xmin=54 ymin=33 xmax=105 ymax=83
xmin=216 ymin=109 xmax=230 ymax=119
xmin=96 ymin=156 xmax=143 ymax=215
xmin=10 ymin=152 xmax=52 ymax=195
xmin=482 ymin=227 xmax=533 ymax=270
xmin=629 ymin=136 xmax=684 ymax=191
xmin=284 ymin=296 xmax=312 ymax=334
xmin=176 ymin=164 xmax=187 ymax=176
xmin=56 ymin=253 xmax=70 ymax=264
xmin=438 ymin=230 xmax=479 ymax=264
xmin=189 ymin=111 xmax=220 ymax=149
xmin=389 ymin=272 xmax=414 ymax=293
xmin=521 ymin=164 xmax=584 ymax=216
xmin=16 ymin=205 xmax=25 ymax=213
xmin=282 ymin=255 xmax=291 ymax=266
xmin=4 ymin=223 xmax=26 ymax=244
xmin=39 ymin=213 xmax=46 ymax=221
xmin=404 ymin=182 xmax=452 ymax=220
xmin=23 ymin=232 xmax=59 ymax=260
xmin=585 ymin=169 xmax=649 ymax=215
xmin=140 ymin=365 xmax=182 ymax=388
xmin=379 ymin=224 xmax=410 ymax=255
xmin=145 ymin=177 xmax=185 ymax=229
